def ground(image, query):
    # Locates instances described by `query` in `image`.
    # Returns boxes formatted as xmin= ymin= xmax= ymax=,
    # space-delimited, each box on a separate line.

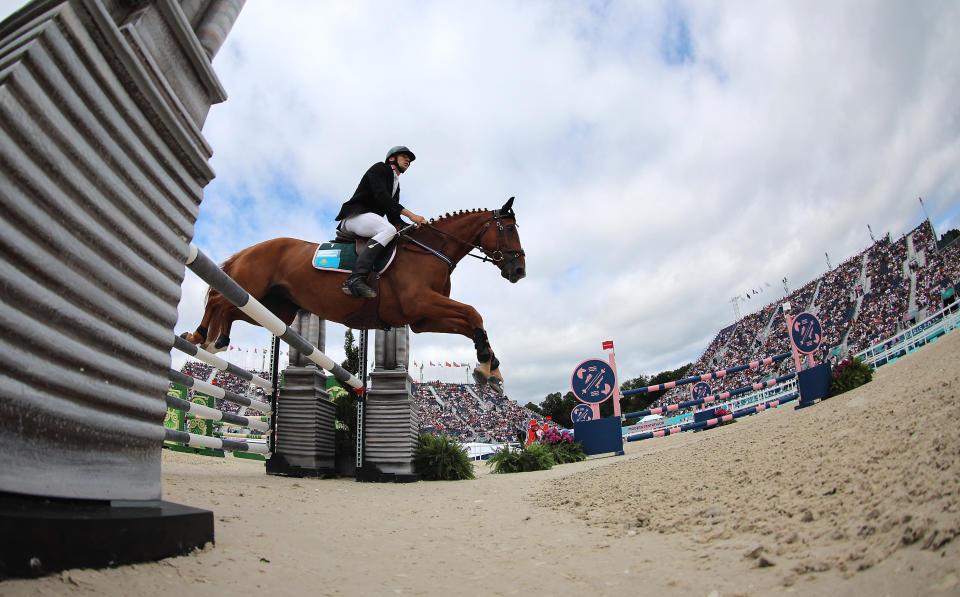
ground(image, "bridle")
xmin=400 ymin=209 xmax=525 ymax=272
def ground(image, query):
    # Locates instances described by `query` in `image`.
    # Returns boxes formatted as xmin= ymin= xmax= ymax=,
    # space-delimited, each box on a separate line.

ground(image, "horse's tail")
xmin=219 ymin=251 xmax=244 ymax=277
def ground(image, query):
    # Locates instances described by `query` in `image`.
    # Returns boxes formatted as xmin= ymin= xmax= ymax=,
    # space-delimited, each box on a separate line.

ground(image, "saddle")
xmin=313 ymin=231 xmax=396 ymax=331
xmin=312 ymin=232 xmax=397 ymax=274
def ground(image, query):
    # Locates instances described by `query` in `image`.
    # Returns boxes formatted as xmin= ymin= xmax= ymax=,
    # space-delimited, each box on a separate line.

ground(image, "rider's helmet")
xmin=386 ymin=146 xmax=416 ymax=163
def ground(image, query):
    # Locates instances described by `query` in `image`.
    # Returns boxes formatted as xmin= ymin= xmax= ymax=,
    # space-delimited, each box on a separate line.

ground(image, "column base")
xmin=0 ymin=491 xmax=213 ymax=579
xmin=355 ymin=464 xmax=420 ymax=483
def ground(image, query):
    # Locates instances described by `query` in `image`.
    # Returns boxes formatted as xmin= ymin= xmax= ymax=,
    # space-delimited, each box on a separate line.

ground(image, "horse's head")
xmin=480 ymin=197 xmax=526 ymax=283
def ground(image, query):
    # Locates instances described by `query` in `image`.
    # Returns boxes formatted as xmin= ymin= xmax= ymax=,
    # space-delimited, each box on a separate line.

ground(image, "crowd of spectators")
xmin=414 ymin=381 xmax=538 ymax=443
xmin=650 ymin=220 xmax=957 ymax=413
xmin=845 ymin=233 xmax=911 ymax=352
xmin=171 ymin=362 xmax=534 ymax=441
xmin=914 ymin=225 xmax=960 ymax=315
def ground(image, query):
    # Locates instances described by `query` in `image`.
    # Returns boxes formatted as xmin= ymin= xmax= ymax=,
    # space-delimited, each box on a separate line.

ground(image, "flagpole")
xmin=919 ymin=196 xmax=939 ymax=253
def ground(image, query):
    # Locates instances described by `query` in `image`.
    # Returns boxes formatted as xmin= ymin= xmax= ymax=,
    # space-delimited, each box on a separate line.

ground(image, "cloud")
xmin=186 ymin=1 xmax=960 ymax=401
xmin=4 ymin=1 xmax=954 ymax=402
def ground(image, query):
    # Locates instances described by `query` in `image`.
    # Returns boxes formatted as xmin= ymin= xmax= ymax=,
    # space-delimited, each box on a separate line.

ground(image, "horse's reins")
xmin=399 ymin=210 xmax=525 ymax=272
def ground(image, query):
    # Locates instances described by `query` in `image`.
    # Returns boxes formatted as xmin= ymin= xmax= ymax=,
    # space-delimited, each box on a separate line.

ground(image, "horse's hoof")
xmin=472 ymin=369 xmax=488 ymax=387
xmin=488 ymin=376 xmax=504 ymax=396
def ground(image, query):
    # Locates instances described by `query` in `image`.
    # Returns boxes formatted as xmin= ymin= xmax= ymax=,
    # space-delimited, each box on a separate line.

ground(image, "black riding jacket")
xmin=335 ymin=161 xmax=405 ymax=226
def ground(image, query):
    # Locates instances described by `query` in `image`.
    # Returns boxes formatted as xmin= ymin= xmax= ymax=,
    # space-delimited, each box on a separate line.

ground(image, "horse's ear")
xmin=501 ymin=196 xmax=515 ymax=214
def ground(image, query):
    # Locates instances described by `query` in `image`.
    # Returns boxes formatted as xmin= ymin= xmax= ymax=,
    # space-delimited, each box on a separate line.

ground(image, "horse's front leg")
xmin=405 ymin=296 xmax=505 ymax=395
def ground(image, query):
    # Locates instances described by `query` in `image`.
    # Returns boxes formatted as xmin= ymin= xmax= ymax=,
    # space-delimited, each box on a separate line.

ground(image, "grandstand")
xmin=413 ymin=381 xmax=539 ymax=443
xmin=174 ymin=361 xmax=539 ymax=444
xmin=653 ymin=219 xmax=959 ymax=410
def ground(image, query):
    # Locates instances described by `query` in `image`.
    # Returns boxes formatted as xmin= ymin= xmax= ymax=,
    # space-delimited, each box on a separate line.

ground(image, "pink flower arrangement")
xmin=832 ymin=359 xmax=853 ymax=377
xmin=540 ymin=426 xmax=574 ymax=445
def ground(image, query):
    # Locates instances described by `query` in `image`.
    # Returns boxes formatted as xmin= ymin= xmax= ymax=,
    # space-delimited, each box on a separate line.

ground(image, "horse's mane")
xmin=429 ymin=208 xmax=489 ymax=225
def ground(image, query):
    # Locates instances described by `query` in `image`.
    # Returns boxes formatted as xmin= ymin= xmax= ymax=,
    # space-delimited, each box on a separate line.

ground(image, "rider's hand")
xmin=410 ymin=214 xmax=428 ymax=227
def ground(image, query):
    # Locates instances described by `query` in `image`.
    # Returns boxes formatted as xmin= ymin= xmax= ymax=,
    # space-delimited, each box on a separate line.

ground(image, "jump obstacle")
xmin=164 ymin=243 xmax=366 ymax=459
xmin=185 ymin=243 xmax=363 ymax=390
xmin=164 ymin=336 xmax=275 ymax=456
xmin=167 ymin=334 xmax=276 ymax=458
xmin=174 ymin=334 xmax=273 ymax=391
xmin=180 ymin=242 xmax=420 ymax=481
xmin=620 ymin=351 xmax=792 ymax=397
xmin=625 ymin=391 xmax=799 ymax=442
xmin=573 ymin=344 xmax=804 ymax=455
xmin=622 ymin=370 xmax=798 ymax=420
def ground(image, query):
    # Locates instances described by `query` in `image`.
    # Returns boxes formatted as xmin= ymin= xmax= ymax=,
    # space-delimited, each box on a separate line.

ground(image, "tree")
xmin=524 ymin=402 xmax=544 ymax=416
xmin=940 ymin=228 xmax=960 ymax=248
xmin=539 ymin=391 xmax=579 ymax=428
xmin=342 ymin=329 xmax=360 ymax=375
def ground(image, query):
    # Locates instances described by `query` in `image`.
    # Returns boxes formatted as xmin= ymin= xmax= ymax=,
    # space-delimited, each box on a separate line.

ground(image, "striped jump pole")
xmin=625 ymin=392 xmax=799 ymax=442
xmin=168 ymin=369 xmax=272 ymax=414
xmin=621 ymin=352 xmax=792 ymax=396
xmin=185 ymin=243 xmax=363 ymax=390
xmin=622 ymin=372 xmax=798 ymax=420
xmin=164 ymin=428 xmax=270 ymax=455
xmin=164 ymin=394 xmax=270 ymax=433
xmin=173 ymin=334 xmax=272 ymax=391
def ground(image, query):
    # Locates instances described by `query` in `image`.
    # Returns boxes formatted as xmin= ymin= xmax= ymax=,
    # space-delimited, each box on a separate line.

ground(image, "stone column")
xmin=358 ymin=326 xmax=419 ymax=482
xmin=0 ymin=0 xmax=240 ymax=576
xmin=266 ymin=311 xmax=336 ymax=477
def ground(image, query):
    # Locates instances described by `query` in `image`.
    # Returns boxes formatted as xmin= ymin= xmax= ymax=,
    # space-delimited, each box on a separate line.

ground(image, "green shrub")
xmin=489 ymin=442 xmax=556 ymax=473
xmin=829 ymin=357 xmax=874 ymax=397
xmin=548 ymin=440 xmax=586 ymax=464
xmin=327 ymin=379 xmax=357 ymax=457
xmin=414 ymin=434 xmax=475 ymax=481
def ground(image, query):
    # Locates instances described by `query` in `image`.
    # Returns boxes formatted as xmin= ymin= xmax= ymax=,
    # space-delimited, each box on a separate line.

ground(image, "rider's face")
xmin=394 ymin=153 xmax=412 ymax=172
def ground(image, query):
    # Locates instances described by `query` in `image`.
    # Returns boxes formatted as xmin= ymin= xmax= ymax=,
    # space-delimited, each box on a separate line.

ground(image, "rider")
xmin=335 ymin=146 xmax=428 ymax=298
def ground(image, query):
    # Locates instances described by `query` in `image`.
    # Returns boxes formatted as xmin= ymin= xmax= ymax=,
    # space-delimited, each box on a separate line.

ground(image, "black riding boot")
xmin=342 ymin=240 xmax=385 ymax=298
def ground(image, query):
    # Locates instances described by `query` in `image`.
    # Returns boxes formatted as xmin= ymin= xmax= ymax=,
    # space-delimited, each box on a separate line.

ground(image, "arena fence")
xmin=855 ymin=301 xmax=960 ymax=368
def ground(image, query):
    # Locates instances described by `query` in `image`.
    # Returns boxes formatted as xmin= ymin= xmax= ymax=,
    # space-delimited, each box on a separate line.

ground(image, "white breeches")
xmin=340 ymin=212 xmax=398 ymax=246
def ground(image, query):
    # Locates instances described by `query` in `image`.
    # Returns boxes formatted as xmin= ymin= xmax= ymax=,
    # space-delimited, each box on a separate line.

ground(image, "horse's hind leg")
xmin=201 ymin=295 xmax=243 ymax=353
xmin=181 ymin=291 xmax=216 ymax=346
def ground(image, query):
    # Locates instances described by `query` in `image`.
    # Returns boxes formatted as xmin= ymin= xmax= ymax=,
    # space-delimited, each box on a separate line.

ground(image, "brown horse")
xmin=182 ymin=197 xmax=525 ymax=394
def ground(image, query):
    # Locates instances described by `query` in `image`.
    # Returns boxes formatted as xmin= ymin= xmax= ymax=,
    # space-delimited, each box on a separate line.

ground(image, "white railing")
xmin=855 ymin=301 xmax=960 ymax=368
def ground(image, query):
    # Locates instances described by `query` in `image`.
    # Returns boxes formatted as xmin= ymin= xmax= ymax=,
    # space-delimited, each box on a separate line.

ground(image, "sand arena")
xmin=2 ymin=329 xmax=958 ymax=597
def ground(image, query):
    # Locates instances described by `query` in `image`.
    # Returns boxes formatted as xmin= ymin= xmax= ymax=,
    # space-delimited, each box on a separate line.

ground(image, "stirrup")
xmin=342 ymin=276 xmax=376 ymax=298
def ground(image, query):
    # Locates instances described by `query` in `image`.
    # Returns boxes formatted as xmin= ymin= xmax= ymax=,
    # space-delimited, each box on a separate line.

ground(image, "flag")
xmin=445 ymin=362 xmax=452 ymax=367
xmin=460 ymin=362 xmax=468 ymax=367
xmin=430 ymin=361 xmax=435 ymax=366
xmin=602 ymin=340 xmax=614 ymax=350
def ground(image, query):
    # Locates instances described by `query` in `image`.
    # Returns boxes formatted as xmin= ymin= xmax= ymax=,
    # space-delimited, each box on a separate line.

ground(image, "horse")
xmin=181 ymin=197 xmax=525 ymax=394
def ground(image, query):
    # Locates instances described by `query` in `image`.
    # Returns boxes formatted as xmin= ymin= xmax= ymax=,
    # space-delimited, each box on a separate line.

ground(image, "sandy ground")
xmin=2 ymin=330 xmax=958 ymax=596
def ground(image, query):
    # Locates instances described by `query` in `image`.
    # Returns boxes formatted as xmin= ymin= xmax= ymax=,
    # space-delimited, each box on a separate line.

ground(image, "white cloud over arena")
xmin=4 ymin=1 xmax=956 ymax=404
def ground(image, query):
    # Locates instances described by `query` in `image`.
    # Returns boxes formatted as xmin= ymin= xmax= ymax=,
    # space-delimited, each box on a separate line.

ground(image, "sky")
xmin=4 ymin=1 xmax=957 ymax=405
